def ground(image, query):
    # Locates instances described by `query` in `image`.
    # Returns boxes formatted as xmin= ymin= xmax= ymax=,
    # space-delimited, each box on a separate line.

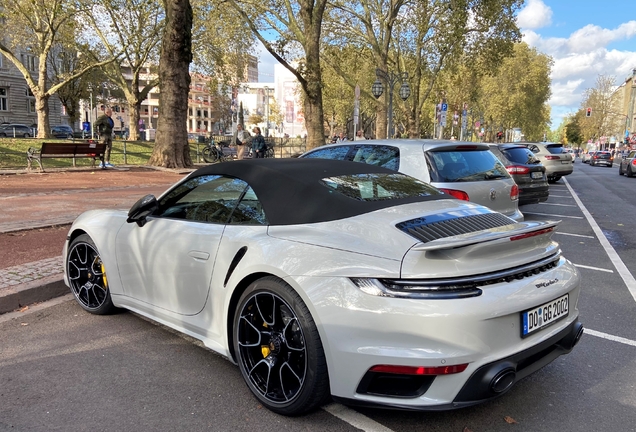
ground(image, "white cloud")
xmin=523 ymin=21 xmax=636 ymax=127
xmin=517 ymin=0 xmax=553 ymax=30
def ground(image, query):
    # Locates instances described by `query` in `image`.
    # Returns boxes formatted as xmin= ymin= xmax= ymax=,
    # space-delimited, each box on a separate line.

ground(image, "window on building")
xmin=26 ymin=88 xmax=36 ymax=113
xmin=22 ymin=54 xmax=37 ymax=72
xmin=189 ymin=108 xmax=193 ymax=116
xmin=197 ymin=109 xmax=201 ymax=117
xmin=0 ymin=88 xmax=8 ymax=111
xmin=0 ymin=54 xmax=4 ymax=69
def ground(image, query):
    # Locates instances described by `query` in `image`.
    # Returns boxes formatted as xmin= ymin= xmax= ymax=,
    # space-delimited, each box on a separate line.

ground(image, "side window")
xmin=351 ymin=145 xmax=400 ymax=171
xmin=155 ymin=175 xmax=248 ymax=224
xmin=302 ymin=146 xmax=351 ymax=160
xmin=229 ymin=186 xmax=268 ymax=225
xmin=528 ymin=145 xmax=539 ymax=154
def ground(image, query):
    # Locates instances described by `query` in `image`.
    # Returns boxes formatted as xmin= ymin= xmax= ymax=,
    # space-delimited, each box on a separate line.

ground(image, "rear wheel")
xmin=233 ymin=277 xmax=330 ymax=415
xmin=619 ymin=165 xmax=623 ymax=175
xmin=66 ymin=234 xmax=117 ymax=315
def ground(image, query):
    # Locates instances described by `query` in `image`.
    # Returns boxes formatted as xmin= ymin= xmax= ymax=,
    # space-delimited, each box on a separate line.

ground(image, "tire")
xmin=23 ymin=133 xmax=30 ymax=138
xmin=619 ymin=165 xmax=623 ymax=175
xmin=201 ymin=146 xmax=220 ymax=163
xmin=233 ymin=277 xmax=330 ymax=415
xmin=66 ymin=234 xmax=117 ymax=315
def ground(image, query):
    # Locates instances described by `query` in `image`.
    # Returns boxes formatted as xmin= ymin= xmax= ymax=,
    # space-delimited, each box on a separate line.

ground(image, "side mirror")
xmin=127 ymin=194 xmax=158 ymax=227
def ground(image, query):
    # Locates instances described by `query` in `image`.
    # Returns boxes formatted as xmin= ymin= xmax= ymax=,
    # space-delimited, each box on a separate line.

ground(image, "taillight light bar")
xmin=510 ymin=184 xmax=519 ymax=201
xmin=545 ymin=155 xmax=560 ymax=160
xmin=510 ymin=227 xmax=554 ymax=241
xmin=369 ymin=364 xmax=469 ymax=375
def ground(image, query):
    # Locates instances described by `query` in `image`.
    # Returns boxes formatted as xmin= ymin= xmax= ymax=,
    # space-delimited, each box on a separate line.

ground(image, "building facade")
xmin=0 ymin=52 xmax=67 ymax=128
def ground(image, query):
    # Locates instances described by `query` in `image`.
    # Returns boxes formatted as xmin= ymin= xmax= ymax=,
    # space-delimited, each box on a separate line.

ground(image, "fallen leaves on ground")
xmin=504 ymin=416 xmax=518 ymax=424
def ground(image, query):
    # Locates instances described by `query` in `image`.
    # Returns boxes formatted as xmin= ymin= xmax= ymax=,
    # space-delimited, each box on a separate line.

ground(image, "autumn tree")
xmin=0 ymin=0 xmax=118 ymax=137
xmin=227 ymin=0 xmax=328 ymax=150
xmin=475 ymin=42 xmax=552 ymax=142
xmin=579 ymin=74 xmax=623 ymax=143
xmin=78 ymin=0 xmax=165 ymax=141
xmin=148 ymin=0 xmax=192 ymax=167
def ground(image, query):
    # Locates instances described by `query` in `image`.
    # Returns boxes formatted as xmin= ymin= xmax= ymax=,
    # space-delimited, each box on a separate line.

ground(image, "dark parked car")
xmin=0 ymin=124 xmax=33 ymax=138
xmin=51 ymin=125 xmax=75 ymax=139
xmin=489 ymin=144 xmax=549 ymax=205
xmin=589 ymin=151 xmax=613 ymax=167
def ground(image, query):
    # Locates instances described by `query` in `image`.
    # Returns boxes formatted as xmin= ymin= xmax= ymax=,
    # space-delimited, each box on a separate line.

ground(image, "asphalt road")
xmin=1 ymin=159 xmax=635 ymax=432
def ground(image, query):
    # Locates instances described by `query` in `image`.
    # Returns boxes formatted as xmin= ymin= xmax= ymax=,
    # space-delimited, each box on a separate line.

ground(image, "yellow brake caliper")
xmin=100 ymin=261 xmax=108 ymax=288
xmin=261 ymin=322 xmax=270 ymax=357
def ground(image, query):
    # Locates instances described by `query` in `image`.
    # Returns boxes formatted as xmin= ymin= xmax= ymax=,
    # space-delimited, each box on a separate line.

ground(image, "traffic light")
xmin=586 ymin=107 xmax=592 ymax=117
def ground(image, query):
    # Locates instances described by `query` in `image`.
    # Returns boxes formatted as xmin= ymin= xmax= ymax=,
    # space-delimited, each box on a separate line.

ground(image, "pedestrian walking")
xmin=233 ymin=124 xmax=250 ymax=159
xmin=354 ymin=130 xmax=365 ymax=141
xmin=336 ymin=132 xmax=348 ymax=142
xmin=251 ymin=127 xmax=267 ymax=158
xmin=94 ymin=107 xmax=115 ymax=168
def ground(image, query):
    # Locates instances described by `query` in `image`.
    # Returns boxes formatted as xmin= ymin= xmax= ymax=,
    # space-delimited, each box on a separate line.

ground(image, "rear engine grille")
xmin=396 ymin=212 xmax=514 ymax=243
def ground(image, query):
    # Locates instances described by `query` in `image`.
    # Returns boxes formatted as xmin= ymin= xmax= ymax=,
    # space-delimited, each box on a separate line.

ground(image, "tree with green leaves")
xmin=78 ymin=0 xmax=165 ymax=141
xmin=226 ymin=0 xmax=328 ymax=150
xmin=565 ymin=117 xmax=582 ymax=146
xmin=0 ymin=0 xmax=117 ymax=137
xmin=579 ymin=74 xmax=622 ymax=143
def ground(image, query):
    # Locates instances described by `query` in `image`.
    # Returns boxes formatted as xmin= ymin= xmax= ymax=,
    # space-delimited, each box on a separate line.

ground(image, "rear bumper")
xmin=333 ymin=319 xmax=583 ymax=411
xmin=518 ymin=186 xmax=549 ymax=205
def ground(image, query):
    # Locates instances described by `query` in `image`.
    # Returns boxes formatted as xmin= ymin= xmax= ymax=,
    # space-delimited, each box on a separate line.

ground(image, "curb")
xmin=0 ymin=274 xmax=68 ymax=315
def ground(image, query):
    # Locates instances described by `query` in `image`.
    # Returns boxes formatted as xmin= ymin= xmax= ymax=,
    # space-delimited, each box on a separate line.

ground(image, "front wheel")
xmin=67 ymin=234 xmax=117 ymax=315
xmin=201 ymin=146 xmax=220 ymax=163
xmin=233 ymin=277 xmax=330 ymax=415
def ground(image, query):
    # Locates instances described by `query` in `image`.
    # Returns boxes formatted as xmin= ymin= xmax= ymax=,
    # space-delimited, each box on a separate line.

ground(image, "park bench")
xmin=27 ymin=141 xmax=107 ymax=172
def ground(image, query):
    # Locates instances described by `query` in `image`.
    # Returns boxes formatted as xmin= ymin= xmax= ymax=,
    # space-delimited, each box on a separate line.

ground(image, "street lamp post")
xmin=372 ymin=69 xmax=410 ymax=139
xmin=88 ymin=84 xmax=94 ymax=139
xmin=264 ymin=86 xmax=270 ymax=138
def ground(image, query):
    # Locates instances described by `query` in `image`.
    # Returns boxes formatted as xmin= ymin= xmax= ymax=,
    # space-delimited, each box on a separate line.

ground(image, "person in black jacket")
xmin=251 ymin=127 xmax=267 ymax=158
xmin=94 ymin=108 xmax=115 ymax=167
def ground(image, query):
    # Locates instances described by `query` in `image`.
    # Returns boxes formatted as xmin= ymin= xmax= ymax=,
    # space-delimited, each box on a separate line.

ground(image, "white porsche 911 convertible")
xmin=63 ymin=158 xmax=583 ymax=416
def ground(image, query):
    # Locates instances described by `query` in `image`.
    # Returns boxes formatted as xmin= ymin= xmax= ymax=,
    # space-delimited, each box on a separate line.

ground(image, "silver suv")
xmin=521 ymin=142 xmax=573 ymax=182
xmin=301 ymin=139 xmax=523 ymax=221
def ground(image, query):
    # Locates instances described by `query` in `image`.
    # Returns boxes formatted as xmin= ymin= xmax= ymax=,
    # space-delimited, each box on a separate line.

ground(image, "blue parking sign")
xmin=442 ymin=103 xmax=448 ymax=111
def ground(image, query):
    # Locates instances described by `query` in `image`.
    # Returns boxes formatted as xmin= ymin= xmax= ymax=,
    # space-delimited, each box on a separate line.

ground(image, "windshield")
xmin=427 ymin=150 xmax=510 ymax=182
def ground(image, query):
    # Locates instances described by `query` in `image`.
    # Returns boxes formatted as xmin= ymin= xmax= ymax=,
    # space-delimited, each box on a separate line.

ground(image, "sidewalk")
xmin=0 ymin=165 xmax=193 ymax=314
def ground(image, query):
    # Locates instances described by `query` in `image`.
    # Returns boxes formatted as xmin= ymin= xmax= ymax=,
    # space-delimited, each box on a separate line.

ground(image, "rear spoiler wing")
xmin=411 ymin=220 xmax=560 ymax=252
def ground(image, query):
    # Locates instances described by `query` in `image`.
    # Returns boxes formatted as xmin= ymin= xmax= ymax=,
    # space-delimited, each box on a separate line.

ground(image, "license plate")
xmin=521 ymin=294 xmax=569 ymax=337
xmin=561 ymin=160 xmax=569 ymax=164
xmin=531 ymin=171 xmax=543 ymax=179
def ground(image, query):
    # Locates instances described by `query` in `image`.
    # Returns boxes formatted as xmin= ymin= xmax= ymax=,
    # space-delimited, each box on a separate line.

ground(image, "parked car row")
xmin=0 ymin=123 xmax=79 ymax=138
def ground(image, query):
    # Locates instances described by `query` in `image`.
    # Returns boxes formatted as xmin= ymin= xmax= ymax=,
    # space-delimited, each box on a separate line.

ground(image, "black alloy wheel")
xmin=234 ymin=277 xmax=329 ymax=415
xmin=66 ymin=234 xmax=117 ymax=315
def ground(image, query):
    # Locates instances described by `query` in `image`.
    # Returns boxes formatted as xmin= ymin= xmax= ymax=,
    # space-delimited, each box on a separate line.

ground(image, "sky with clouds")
xmin=257 ymin=0 xmax=636 ymax=130
xmin=518 ymin=0 xmax=636 ymax=128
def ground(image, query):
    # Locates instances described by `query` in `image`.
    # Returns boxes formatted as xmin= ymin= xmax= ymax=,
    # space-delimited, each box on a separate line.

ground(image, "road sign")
xmin=441 ymin=103 xmax=448 ymax=112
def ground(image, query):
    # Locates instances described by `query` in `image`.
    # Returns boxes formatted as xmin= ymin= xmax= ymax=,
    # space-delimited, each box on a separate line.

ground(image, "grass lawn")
xmin=0 ymin=138 xmax=212 ymax=170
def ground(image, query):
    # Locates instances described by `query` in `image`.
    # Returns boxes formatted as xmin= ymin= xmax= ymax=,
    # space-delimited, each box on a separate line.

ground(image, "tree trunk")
xmin=35 ymin=94 xmax=51 ymax=139
xmin=128 ymin=98 xmax=142 ymax=142
xmin=149 ymin=0 xmax=193 ymax=168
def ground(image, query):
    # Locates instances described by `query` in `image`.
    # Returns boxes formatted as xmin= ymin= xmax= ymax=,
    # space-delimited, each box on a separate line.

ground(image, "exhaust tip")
xmin=490 ymin=369 xmax=516 ymax=394
xmin=573 ymin=324 xmax=584 ymax=347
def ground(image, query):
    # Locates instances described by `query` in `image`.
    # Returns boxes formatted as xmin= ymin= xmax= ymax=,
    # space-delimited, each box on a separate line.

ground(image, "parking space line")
xmin=585 ymin=329 xmax=636 ymax=348
xmin=546 ymin=195 xmax=573 ymax=198
xmin=523 ymin=212 xmax=583 ymax=219
xmin=555 ymin=232 xmax=594 ymax=239
xmin=323 ymin=403 xmax=395 ymax=432
xmin=573 ymin=264 xmax=614 ymax=273
xmin=538 ymin=203 xmax=577 ymax=207
xmin=563 ymin=178 xmax=636 ymax=302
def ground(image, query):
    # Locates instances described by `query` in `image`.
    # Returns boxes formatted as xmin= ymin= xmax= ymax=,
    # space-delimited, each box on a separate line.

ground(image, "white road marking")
xmin=585 ymin=329 xmax=636 ymax=348
xmin=323 ymin=403 xmax=395 ymax=432
xmin=539 ymin=203 xmax=577 ymax=207
xmin=574 ymin=264 xmax=614 ymax=273
xmin=554 ymin=232 xmax=594 ymax=238
xmin=523 ymin=212 xmax=583 ymax=219
xmin=563 ymin=178 xmax=636 ymax=302
xmin=546 ymin=194 xmax=573 ymax=198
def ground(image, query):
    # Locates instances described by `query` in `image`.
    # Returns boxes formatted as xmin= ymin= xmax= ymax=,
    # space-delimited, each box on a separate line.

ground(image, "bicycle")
xmin=201 ymin=139 xmax=233 ymax=163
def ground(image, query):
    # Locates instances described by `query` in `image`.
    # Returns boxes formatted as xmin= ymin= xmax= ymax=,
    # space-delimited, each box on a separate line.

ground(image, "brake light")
xmin=545 ymin=155 xmax=560 ymax=160
xmin=632 ymin=160 xmax=636 ymax=166
xmin=510 ymin=184 xmax=519 ymax=201
xmin=510 ymin=227 xmax=554 ymax=241
xmin=369 ymin=364 xmax=469 ymax=376
xmin=455 ymin=145 xmax=478 ymax=150
xmin=439 ymin=188 xmax=470 ymax=201
xmin=506 ymin=165 xmax=530 ymax=174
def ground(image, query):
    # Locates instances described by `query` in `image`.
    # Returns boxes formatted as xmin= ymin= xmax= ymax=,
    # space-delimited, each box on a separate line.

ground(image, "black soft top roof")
xmin=184 ymin=158 xmax=444 ymax=225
